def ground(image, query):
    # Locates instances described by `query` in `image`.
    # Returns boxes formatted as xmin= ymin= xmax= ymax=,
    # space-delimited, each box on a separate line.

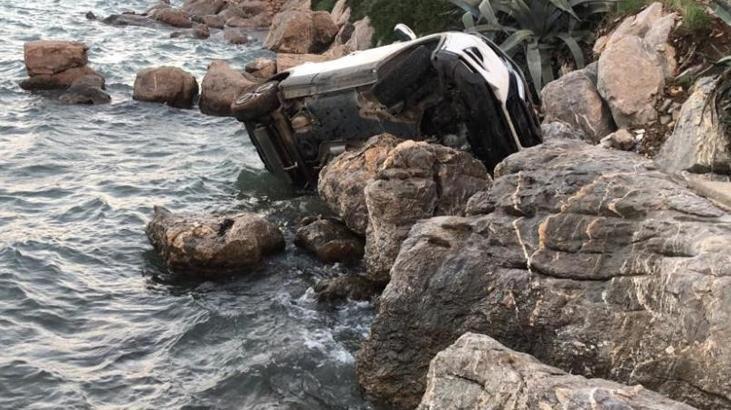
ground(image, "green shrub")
xmin=348 ymin=0 xmax=460 ymax=44
xmin=313 ymin=0 xmax=337 ymax=11
xmin=613 ymin=0 xmax=711 ymax=33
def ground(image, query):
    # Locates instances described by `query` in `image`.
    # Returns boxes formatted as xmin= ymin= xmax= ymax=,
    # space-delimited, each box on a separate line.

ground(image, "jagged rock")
xmin=182 ymin=0 xmax=226 ymax=17
xmin=600 ymin=128 xmax=636 ymax=151
xmin=264 ymin=9 xmax=338 ymax=54
xmin=149 ymin=7 xmax=193 ymax=28
xmin=223 ymin=27 xmax=249 ymax=44
xmin=597 ymin=3 xmax=678 ymax=128
xmin=146 ymin=206 xmax=284 ymax=274
xmin=295 ymin=216 xmax=364 ymax=264
xmin=345 ymin=17 xmax=373 ymax=51
xmin=330 ymin=0 xmax=350 ymax=26
xmin=245 ymin=58 xmax=277 ymax=79
xmin=24 ymin=40 xmax=88 ymax=77
xmin=418 ymin=333 xmax=696 ymax=410
xmin=541 ymin=67 xmax=615 ymax=143
xmin=318 ymin=134 xmax=402 ymax=236
xmin=20 ymin=66 xmax=103 ymax=91
xmin=59 ymin=75 xmax=110 ymax=105
xmin=357 ymin=137 xmax=731 ymax=409
xmin=314 ymin=275 xmax=380 ymax=302
xmin=199 ymin=60 xmax=255 ymax=116
xmin=275 ymin=53 xmax=330 ymax=71
xmin=364 ymin=141 xmax=492 ymax=282
xmin=656 ymin=77 xmax=730 ymax=174
xmin=133 ymin=66 xmax=198 ymax=109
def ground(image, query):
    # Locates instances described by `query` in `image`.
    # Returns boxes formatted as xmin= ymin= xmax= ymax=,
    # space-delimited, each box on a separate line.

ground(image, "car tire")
xmin=231 ymin=81 xmax=280 ymax=122
xmin=372 ymin=45 xmax=433 ymax=108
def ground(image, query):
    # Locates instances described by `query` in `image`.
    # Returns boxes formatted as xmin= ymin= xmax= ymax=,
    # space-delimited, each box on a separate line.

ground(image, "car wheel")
xmin=231 ymin=81 xmax=280 ymax=122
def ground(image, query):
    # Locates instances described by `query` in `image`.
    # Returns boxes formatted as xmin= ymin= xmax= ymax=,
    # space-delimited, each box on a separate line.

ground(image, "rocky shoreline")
xmin=17 ymin=1 xmax=731 ymax=409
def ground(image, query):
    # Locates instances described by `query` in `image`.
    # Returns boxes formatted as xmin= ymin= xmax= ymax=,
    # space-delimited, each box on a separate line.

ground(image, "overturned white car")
xmin=233 ymin=28 xmax=542 ymax=188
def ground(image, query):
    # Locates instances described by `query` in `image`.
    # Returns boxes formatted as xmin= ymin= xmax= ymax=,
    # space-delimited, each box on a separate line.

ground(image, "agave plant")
xmin=448 ymin=0 xmax=615 ymax=93
xmin=713 ymin=56 xmax=731 ymax=135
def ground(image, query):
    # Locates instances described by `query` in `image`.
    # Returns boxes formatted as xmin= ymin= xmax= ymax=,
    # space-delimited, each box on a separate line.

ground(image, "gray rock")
xmin=418 ymin=333 xmax=696 ymax=410
xmin=102 ymin=13 xmax=160 ymax=27
xmin=357 ymin=137 xmax=731 ymax=409
xmin=314 ymin=275 xmax=380 ymax=302
xmin=363 ymin=140 xmax=492 ymax=282
xmin=295 ymin=216 xmax=364 ymax=264
xmin=540 ymin=121 xmax=587 ymax=141
xmin=59 ymin=75 xmax=110 ymax=105
xmin=542 ymin=68 xmax=615 ymax=143
xmin=656 ymin=77 xmax=730 ymax=175
xmin=146 ymin=206 xmax=284 ymax=275
xmin=600 ymin=128 xmax=636 ymax=151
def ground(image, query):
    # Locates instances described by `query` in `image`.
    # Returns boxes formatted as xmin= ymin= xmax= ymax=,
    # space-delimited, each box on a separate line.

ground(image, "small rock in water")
xmin=149 ymin=7 xmax=193 ymax=28
xmin=313 ymin=275 xmax=381 ymax=302
xmin=59 ymin=75 xmax=111 ymax=105
xmin=146 ymin=206 xmax=285 ymax=275
xmin=133 ymin=66 xmax=198 ymax=109
xmin=295 ymin=216 xmax=364 ymax=264
xmin=223 ymin=27 xmax=249 ymax=44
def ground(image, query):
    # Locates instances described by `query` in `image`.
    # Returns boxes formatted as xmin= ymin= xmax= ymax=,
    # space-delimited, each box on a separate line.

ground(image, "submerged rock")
xmin=313 ymin=275 xmax=380 ymax=302
xmin=20 ymin=66 xmax=103 ymax=91
xmin=146 ymin=206 xmax=284 ymax=274
xmin=101 ymin=13 xmax=160 ymax=27
xmin=357 ymin=137 xmax=731 ymax=409
xmin=418 ymin=333 xmax=695 ymax=410
xmin=295 ymin=216 xmax=364 ymax=264
xmin=133 ymin=66 xmax=198 ymax=109
xmin=656 ymin=76 xmax=730 ymax=175
xmin=199 ymin=60 xmax=255 ymax=116
xmin=59 ymin=75 xmax=110 ymax=105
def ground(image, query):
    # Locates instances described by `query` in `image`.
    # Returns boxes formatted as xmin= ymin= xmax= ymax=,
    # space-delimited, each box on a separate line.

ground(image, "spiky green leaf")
xmin=557 ymin=32 xmax=585 ymax=68
xmin=499 ymin=29 xmax=534 ymax=52
xmin=526 ymin=40 xmax=543 ymax=93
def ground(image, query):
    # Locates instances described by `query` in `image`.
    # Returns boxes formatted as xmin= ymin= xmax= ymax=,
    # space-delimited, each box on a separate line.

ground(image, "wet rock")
xmin=600 ymin=128 xmax=636 ymax=151
xmin=199 ymin=60 xmax=255 ymax=116
xmin=357 ymin=136 xmax=731 ymax=409
xmin=541 ymin=67 xmax=615 ymax=143
xmin=146 ymin=206 xmax=284 ymax=275
xmin=418 ymin=333 xmax=696 ymax=410
xmin=199 ymin=14 xmax=224 ymax=29
xmin=656 ymin=77 xmax=730 ymax=175
xmin=597 ymin=3 xmax=678 ymax=128
xmin=24 ymin=40 xmax=88 ymax=77
xmin=133 ymin=66 xmax=198 ymax=109
xmin=182 ymin=0 xmax=226 ymax=17
xmin=295 ymin=216 xmax=365 ymax=264
xmin=101 ymin=13 xmax=159 ymax=27
xmin=245 ymin=58 xmax=277 ymax=79
xmin=223 ymin=27 xmax=249 ymax=44
xmin=59 ymin=75 xmax=111 ymax=105
xmin=264 ymin=9 xmax=338 ymax=54
xmin=149 ymin=7 xmax=193 ymax=28
xmin=314 ymin=275 xmax=381 ymax=302
xmin=145 ymin=1 xmax=172 ymax=15
xmin=364 ymin=141 xmax=492 ymax=282
xmin=275 ymin=53 xmax=330 ymax=71
xmin=170 ymin=24 xmax=210 ymax=39
xmin=318 ymin=134 xmax=402 ymax=236
xmin=20 ymin=66 xmax=103 ymax=91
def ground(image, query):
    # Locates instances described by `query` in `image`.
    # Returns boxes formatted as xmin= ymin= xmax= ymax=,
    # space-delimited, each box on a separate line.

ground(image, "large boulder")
xmin=275 ymin=53 xmax=330 ymax=72
xmin=656 ymin=76 xmax=730 ymax=175
xmin=146 ymin=206 xmax=284 ymax=274
xmin=199 ymin=60 xmax=255 ymax=116
xmin=363 ymin=141 xmax=492 ymax=282
xmin=597 ymin=3 xmax=678 ymax=128
xmin=24 ymin=40 xmax=88 ymax=76
xmin=357 ymin=137 xmax=731 ymax=409
xmin=133 ymin=66 xmax=198 ymax=109
xmin=149 ymin=7 xmax=193 ymax=28
xmin=264 ymin=9 xmax=338 ymax=54
xmin=319 ymin=134 xmax=401 ymax=236
xmin=295 ymin=216 xmax=365 ymax=264
xmin=541 ymin=67 xmax=615 ymax=143
xmin=418 ymin=333 xmax=695 ymax=410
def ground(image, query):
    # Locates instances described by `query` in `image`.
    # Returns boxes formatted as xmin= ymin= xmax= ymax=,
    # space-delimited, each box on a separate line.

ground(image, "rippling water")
xmin=0 ymin=1 xmax=374 ymax=408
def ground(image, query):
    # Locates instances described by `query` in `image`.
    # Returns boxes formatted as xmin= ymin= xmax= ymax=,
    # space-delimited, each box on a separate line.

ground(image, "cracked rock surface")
xmin=418 ymin=333 xmax=695 ymax=410
xmin=356 ymin=138 xmax=731 ymax=409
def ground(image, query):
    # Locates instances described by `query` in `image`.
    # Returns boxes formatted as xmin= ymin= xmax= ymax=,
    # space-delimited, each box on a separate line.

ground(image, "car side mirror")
xmin=393 ymin=24 xmax=417 ymax=41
